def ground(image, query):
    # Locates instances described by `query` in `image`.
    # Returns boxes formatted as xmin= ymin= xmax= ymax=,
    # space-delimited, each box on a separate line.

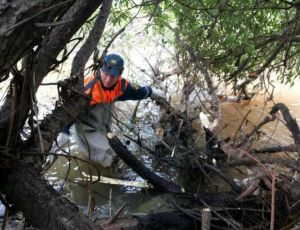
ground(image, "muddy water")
xmin=211 ymin=80 xmax=300 ymax=192
xmin=220 ymin=80 xmax=300 ymax=147
xmin=46 ymin=79 xmax=300 ymax=219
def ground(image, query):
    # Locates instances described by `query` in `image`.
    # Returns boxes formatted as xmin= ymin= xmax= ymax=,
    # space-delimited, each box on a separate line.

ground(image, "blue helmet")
xmin=101 ymin=53 xmax=124 ymax=77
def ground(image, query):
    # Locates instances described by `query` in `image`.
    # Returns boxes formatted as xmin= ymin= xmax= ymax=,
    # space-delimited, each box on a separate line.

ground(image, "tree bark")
xmin=0 ymin=0 xmax=109 ymax=229
xmin=1 ymin=161 xmax=97 ymax=230
xmin=0 ymin=0 xmax=73 ymax=79
xmin=70 ymin=0 xmax=113 ymax=77
xmin=0 ymin=0 xmax=104 ymax=145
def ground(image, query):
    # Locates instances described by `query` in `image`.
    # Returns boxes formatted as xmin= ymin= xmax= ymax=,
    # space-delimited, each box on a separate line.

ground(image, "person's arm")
xmin=117 ymin=82 xmax=153 ymax=101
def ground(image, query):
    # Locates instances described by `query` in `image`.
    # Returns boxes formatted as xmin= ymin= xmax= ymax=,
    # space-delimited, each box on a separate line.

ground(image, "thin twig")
xmin=102 ymin=202 xmax=126 ymax=226
xmin=59 ymin=146 xmax=72 ymax=191
xmin=31 ymin=71 xmax=45 ymax=152
xmin=109 ymin=188 xmax=112 ymax=217
xmin=233 ymin=109 xmax=252 ymax=145
xmin=171 ymin=200 xmax=202 ymax=221
xmin=5 ymin=83 xmax=16 ymax=146
xmin=1 ymin=208 xmax=9 ymax=230
xmin=21 ymin=151 xmax=101 ymax=183
xmin=270 ymin=169 xmax=276 ymax=230
xmin=237 ymin=115 xmax=276 ymax=147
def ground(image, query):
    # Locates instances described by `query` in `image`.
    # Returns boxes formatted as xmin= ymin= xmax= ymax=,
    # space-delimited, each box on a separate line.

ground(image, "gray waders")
xmin=73 ymin=103 xmax=116 ymax=167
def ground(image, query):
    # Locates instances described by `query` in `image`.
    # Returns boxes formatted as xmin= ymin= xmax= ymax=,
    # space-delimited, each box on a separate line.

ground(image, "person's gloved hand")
xmin=150 ymin=88 xmax=167 ymax=104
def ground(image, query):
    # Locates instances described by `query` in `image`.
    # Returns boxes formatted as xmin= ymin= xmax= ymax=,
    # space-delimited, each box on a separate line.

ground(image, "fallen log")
xmin=107 ymin=132 xmax=183 ymax=193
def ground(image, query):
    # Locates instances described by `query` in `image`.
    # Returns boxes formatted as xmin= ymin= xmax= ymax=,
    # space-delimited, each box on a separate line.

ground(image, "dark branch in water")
xmin=270 ymin=103 xmax=300 ymax=156
xmin=224 ymin=157 xmax=300 ymax=171
xmin=253 ymin=144 xmax=296 ymax=153
xmin=237 ymin=114 xmax=276 ymax=147
xmin=203 ymin=164 xmax=242 ymax=193
xmin=107 ymin=132 xmax=183 ymax=193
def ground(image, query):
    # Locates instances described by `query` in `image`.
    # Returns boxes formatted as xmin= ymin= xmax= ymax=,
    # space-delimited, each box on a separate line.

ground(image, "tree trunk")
xmin=1 ymin=161 xmax=96 ymax=230
xmin=70 ymin=0 xmax=113 ymax=77
xmin=0 ymin=0 xmax=72 ymax=78
xmin=0 ymin=0 xmax=104 ymax=145
xmin=0 ymin=0 xmax=111 ymax=229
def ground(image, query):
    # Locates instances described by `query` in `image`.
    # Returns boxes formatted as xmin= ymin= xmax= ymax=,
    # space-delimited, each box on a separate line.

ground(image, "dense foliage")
xmin=110 ymin=0 xmax=300 ymax=85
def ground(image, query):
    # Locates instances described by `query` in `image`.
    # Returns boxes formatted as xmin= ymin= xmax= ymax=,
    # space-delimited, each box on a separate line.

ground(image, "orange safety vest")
xmin=84 ymin=74 xmax=128 ymax=106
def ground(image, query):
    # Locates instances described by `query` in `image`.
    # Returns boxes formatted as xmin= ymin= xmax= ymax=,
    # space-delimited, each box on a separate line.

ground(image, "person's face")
xmin=100 ymin=71 xmax=119 ymax=88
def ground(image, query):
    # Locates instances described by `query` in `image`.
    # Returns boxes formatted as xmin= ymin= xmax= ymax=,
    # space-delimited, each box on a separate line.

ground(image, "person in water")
xmin=52 ymin=53 xmax=166 ymax=167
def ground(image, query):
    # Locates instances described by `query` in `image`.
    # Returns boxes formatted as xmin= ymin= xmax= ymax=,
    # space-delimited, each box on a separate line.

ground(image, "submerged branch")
xmin=253 ymin=144 xmax=296 ymax=153
xmin=107 ymin=132 xmax=183 ymax=193
xmin=224 ymin=157 xmax=300 ymax=171
xmin=270 ymin=103 xmax=300 ymax=156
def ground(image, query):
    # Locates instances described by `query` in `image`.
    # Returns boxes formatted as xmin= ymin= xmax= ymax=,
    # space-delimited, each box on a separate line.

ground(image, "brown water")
xmin=220 ymin=80 xmax=300 ymax=147
xmin=211 ymin=80 xmax=300 ymax=193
